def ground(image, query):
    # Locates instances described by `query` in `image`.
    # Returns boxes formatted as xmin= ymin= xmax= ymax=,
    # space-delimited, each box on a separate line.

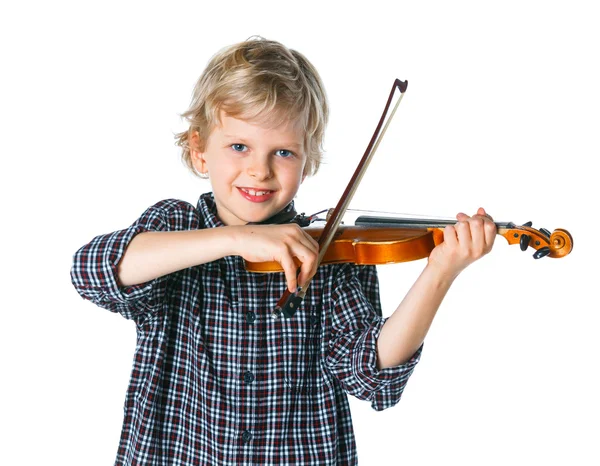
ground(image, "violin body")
xmin=246 ymin=226 xmax=441 ymax=273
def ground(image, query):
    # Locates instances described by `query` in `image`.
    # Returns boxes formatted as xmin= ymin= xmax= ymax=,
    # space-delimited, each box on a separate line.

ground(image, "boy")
xmin=71 ymin=37 xmax=495 ymax=465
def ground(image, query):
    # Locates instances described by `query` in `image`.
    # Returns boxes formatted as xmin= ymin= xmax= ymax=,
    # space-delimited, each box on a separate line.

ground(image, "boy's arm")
xmin=376 ymin=263 xmax=453 ymax=369
xmin=118 ymin=223 xmax=319 ymax=291
xmin=376 ymin=208 xmax=497 ymax=368
xmin=116 ymin=228 xmax=238 ymax=286
xmin=72 ymin=200 xmax=318 ymax=318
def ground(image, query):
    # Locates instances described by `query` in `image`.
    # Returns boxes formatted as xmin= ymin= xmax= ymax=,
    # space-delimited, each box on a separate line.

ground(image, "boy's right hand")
xmin=231 ymin=224 xmax=320 ymax=292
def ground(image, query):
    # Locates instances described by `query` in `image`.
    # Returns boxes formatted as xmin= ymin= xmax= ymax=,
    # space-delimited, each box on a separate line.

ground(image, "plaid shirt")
xmin=71 ymin=193 xmax=421 ymax=465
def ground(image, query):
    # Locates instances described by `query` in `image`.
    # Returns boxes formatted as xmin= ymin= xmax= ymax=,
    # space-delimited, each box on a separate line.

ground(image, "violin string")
xmin=308 ymin=208 xmax=510 ymax=228
xmin=346 ymin=208 xmax=455 ymax=221
xmin=307 ymin=208 xmax=454 ymax=221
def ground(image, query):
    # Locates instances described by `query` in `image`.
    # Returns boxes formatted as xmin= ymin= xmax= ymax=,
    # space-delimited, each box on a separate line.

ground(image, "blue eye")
xmin=231 ymin=144 xmax=247 ymax=152
xmin=276 ymin=149 xmax=293 ymax=158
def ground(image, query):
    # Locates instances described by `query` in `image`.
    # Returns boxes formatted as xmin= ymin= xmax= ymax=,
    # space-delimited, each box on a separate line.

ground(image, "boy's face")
xmin=191 ymin=112 xmax=307 ymax=225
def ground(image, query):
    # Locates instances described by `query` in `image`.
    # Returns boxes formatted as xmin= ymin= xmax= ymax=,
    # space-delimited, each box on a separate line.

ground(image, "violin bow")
xmin=273 ymin=79 xmax=408 ymax=318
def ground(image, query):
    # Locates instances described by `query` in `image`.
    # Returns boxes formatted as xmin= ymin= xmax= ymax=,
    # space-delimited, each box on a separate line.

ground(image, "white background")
xmin=2 ymin=1 xmax=598 ymax=464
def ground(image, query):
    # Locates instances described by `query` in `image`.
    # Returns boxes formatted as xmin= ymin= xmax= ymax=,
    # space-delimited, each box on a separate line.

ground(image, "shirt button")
xmin=245 ymin=311 xmax=256 ymax=324
xmin=244 ymin=371 xmax=255 ymax=384
xmin=241 ymin=430 xmax=252 ymax=444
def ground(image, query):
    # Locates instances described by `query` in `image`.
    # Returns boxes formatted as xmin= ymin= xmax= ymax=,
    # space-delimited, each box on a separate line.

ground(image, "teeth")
xmin=242 ymin=188 xmax=270 ymax=196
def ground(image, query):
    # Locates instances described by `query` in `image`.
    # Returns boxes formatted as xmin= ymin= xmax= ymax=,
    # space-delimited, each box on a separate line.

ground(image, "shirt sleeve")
xmin=70 ymin=199 xmax=200 ymax=321
xmin=324 ymin=263 xmax=422 ymax=411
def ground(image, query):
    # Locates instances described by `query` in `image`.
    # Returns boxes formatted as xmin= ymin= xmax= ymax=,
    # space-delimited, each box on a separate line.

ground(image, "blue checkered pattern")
xmin=71 ymin=193 xmax=421 ymax=465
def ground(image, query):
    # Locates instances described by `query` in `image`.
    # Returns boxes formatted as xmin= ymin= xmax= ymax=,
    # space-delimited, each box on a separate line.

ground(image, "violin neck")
xmin=354 ymin=215 xmax=512 ymax=230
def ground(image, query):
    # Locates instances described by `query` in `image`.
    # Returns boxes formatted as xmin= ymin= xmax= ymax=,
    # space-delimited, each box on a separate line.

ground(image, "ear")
xmin=189 ymin=131 xmax=208 ymax=175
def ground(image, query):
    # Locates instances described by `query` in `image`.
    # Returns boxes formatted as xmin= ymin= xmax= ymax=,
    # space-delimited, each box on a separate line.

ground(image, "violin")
xmin=250 ymin=79 xmax=573 ymax=318
xmin=245 ymin=212 xmax=573 ymax=272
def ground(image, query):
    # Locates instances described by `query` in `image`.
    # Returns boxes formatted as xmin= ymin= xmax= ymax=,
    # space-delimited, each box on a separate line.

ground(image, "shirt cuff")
xmin=73 ymin=223 xmax=164 ymax=320
xmin=353 ymin=317 xmax=423 ymax=411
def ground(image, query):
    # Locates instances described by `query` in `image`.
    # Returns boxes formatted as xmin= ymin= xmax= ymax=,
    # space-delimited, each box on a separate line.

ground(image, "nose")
xmin=247 ymin=153 xmax=273 ymax=181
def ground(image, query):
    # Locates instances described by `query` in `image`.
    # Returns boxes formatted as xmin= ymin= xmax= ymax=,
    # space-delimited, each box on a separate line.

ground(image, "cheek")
xmin=285 ymin=160 xmax=306 ymax=183
xmin=207 ymin=158 xmax=235 ymax=179
xmin=283 ymin=169 xmax=303 ymax=188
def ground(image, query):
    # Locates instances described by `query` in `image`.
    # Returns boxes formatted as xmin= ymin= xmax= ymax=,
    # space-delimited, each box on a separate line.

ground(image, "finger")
xmin=483 ymin=217 xmax=497 ymax=249
xmin=287 ymin=225 xmax=319 ymax=256
xmin=477 ymin=207 xmax=494 ymax=222
xmin=473 ymin=208 xmax=496 ymax=248
xmin=296 ymin=264 xmax=313 ymax=290
xmin=454 ymin=220 xmax=472 ymax=247
xmin=302 ymin=229 xmax=320 ymax=252
xmin=456 ymin=212 xmax=470 ymax=221
xmin=468 ymin=216 xmax=486 ymax=253
xmin=443 ymin=224 xmax=459 ymax=247
xmin=279 ymin=254 xmax=299 ymax=292
xmin=299 ymin=232 xmax=319 ymax=256
xmin=294 ymin=246 xmax=319 ymax=288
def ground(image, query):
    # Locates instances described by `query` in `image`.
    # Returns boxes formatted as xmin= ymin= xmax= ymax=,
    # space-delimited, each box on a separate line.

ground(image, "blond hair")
xmin=175 ymin=37 xmax=328 ymax=178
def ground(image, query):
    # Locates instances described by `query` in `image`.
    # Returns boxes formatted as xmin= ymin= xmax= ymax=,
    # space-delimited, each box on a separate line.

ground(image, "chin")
xmin=245 ymin=212 xmax=275 ymax=224
xmin=224 ymin=208 xmax=268 ymax=225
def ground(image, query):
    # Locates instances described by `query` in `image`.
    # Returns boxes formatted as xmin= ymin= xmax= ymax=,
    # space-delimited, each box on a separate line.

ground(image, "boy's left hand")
xmin=427 ymin=207 xmax=497 ymax=279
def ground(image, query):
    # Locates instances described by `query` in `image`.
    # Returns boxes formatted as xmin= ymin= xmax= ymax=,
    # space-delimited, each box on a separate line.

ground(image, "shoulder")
xmin=147 ymin=198 xmax=197 ymax=215
xmin=136 ymin=198 xmax=201 ymax=231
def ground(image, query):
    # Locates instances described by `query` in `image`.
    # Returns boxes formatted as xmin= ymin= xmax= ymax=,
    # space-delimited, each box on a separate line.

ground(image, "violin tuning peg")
xmin=533 ymin=247 xmax=551 ymax=259
xmin=519 ymin=234 xmax=531 ymax=251
xmin=522 ymin=221 xmax=533 ymax=227
xmin=540 ymin=228 xmax=551 ymax=237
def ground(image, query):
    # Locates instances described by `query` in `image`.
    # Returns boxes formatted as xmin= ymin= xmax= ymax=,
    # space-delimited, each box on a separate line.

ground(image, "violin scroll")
xmin=499 ymin=223 xmax=573 ymax=259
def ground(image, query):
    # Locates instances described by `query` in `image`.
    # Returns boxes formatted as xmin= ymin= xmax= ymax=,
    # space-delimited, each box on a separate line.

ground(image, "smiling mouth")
xmin=236 ymin=187 xmax=277 ymax=203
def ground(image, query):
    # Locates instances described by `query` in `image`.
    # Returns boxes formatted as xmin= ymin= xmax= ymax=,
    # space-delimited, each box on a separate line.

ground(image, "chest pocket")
xmin=277 ymin=305 xmax=325 ymax=394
